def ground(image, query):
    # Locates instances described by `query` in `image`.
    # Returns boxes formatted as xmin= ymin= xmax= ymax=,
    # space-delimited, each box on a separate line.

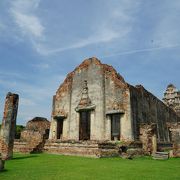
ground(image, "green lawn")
xmin=0 ymin=153 xmax=180 ymax=180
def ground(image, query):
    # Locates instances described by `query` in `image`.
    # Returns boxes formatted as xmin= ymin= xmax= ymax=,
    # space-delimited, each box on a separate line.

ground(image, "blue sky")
xmin=0 ymin=0 xmax=180 ymax=125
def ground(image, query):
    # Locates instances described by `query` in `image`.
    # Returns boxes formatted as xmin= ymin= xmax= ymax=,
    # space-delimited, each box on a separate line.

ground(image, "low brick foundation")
xmin=13 ymin=139 xmax=176 ymax=158
xmin=43 ymin=140 xmax=119 ymax=158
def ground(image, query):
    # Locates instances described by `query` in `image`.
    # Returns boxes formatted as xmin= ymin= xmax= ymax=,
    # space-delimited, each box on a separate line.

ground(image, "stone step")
xmin=152 ymin=152 xmax=169 ymax=160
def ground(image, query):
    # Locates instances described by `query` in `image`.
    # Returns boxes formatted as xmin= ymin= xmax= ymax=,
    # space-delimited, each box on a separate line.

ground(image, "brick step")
xmin=152 ymin=152 xmax=169 ymax=160
xmin=43 ymin=141 xmax=120 ymax=157
xmin=14 ymin=140 xmax=43 ymax=153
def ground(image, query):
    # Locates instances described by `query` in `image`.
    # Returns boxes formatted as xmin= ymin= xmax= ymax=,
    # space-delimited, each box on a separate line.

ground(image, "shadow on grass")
xmin=12 ymin=155 xmax=38 ymax=160
xmin=0 ymin=169 xmax=8 ymax=174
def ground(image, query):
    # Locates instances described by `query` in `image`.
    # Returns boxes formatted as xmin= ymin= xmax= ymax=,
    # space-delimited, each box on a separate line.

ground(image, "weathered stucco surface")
xmin=49 ymin=57 xmax=133 ymax=141
xmin=0 ymin=92 xmax=19 ymax=160
xmin=49 ymin=57 xmax=180 ymax=144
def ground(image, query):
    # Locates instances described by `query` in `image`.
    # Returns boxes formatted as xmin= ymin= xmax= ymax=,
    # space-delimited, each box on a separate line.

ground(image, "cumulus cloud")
xmin=10 ymin=0 xmax=44 ymax=38
xmin=5 ymin=0 xmax=142 ymax=56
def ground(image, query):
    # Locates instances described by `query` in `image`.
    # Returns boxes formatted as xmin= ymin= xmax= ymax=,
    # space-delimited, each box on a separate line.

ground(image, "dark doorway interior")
xmin=45 ymin=129 xmax=50 ymax=139
xmin=111 ymin=114 xmax=120 ymax=140
xmin=57 ymin=118 xmax=63 ymax=139
xmin=79 ymin=111 xmax=90 ymax=140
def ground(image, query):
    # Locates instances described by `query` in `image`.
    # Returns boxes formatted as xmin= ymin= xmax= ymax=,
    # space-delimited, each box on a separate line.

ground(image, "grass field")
xmin=0 ymin=153 xmax=180 ymax=180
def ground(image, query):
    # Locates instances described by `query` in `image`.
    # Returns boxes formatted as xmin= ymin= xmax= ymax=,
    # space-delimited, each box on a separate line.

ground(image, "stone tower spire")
xmin=163 ymin=84 xmax=180 ymax=117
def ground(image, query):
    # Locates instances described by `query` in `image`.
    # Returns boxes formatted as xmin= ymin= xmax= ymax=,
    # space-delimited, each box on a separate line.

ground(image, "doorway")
xmin=57 ymin=119 xmax=63 ymax=139
xmin=111 ymin=114 xmax=120 ymax=140
xmin=79 ymin=111 xmax=90 ymax=140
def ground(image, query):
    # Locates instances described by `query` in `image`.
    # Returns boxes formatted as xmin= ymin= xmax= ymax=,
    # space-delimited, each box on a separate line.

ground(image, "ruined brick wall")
xmin=25 ymin=117 xmax=50 ymax=134
xmin=139 ymin=124 xmax=157 ymax=154
xmin=0 ymin=92 xmax=19 ymax=160
xmin=14 ymin=117 xmax=50 ymax=153
xmin=130 ymin=85 xmax=180 ymax=142
xmin=21 ymin=117 xmax=50 ymax=141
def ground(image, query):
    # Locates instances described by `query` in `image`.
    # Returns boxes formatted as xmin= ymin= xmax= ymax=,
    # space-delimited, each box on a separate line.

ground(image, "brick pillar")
xmin=139 ymin=123 xmax=157 ymax=155
xmin=167 ymin=122 xmax=180 ymax=157
xmin=0 ymin=92 xmax=19 ymax=160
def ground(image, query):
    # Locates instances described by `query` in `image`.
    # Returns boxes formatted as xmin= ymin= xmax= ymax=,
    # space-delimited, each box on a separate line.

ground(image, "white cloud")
xmin=37 ymin=28 xmax=122 ymax=55
xmin=102 ymin=43 xmax=180 ymax=58
xmin=6 ymin=0 xmax=141 ymax=56
xmin=11 ymin=11 xmax=43 ymax=38
xmin=35 ymin=0 xmax=140 ymax=56
xmin=10 ymin=0 xmax=44 ymax=38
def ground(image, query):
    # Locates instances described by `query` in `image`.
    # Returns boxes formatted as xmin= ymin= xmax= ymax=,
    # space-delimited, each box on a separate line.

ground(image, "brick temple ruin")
xmin=0 ymin=92 xmax=19 ymax=160
xmin=1 ymin=57 xmax=180 ymax=158
xmin=44 ymin=57 xmax=180 ymax=157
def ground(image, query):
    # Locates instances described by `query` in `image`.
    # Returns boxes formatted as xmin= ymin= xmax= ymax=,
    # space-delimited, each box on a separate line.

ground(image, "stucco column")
xmin=120 ymin=113 xmax=133 ymax=141
xmin=152 ymin=134 xmax=157 ymax=153
xmin=90 ymin=110 xmax=95 ymax=140
xmin=62 ymin=118 xmax=68 ymax=140
xmin=75 ymin=112 xmax=80 ymax=140
xmin=49 ymin=118 xmax=57 ymax=140
xmin=104 ymin=115 xmax=111 ymax=140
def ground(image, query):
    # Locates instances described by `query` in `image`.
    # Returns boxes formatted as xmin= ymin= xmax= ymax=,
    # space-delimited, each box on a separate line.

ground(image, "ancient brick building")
xmin=163 ymin=84 xmax=180 ymax=117
xmin=48 ymin=57 xmax=180 ymax=145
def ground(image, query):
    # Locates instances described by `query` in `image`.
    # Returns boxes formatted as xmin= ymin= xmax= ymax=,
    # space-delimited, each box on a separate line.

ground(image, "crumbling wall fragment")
xmin=14 ymin=117 xmax=50 ymax=153
xmin=139 ymin=123 xmax=157 ymax=155
xmin=167 ymin=122 xmax=180 ymax=157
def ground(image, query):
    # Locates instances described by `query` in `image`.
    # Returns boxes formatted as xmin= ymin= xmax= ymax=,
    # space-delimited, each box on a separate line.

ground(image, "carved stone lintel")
xmin=76 ymin=80 xmax=95 ymax=111
xmin=52 ymin=109 xmax=67 ymax=119
xmin=106 ymin=109 xmax=124 ymax=115
xmin=75 ymin=104 xmax=96 ymax=112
